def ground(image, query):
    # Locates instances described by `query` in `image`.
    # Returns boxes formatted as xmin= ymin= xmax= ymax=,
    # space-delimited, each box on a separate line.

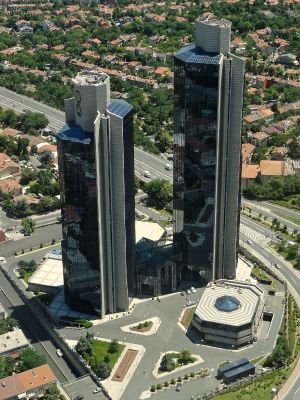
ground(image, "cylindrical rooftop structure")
xmin=195 ymin=17 xmax=231 ymax=54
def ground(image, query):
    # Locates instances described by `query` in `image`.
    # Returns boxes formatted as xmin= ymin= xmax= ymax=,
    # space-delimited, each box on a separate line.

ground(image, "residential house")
xmin=0 ymin=128 xmax=21 ymax=137
xmin=0 ymin=153 xmax=19 ymax=180
xmin=271 ymin=146 xmax=289 ymax=160
xmin=243 ymin=114 xmax=263 ymax=124
xmin=242 ymin=143 xmax=256 ymax=164
xmin=250 ymin=131 xmax=271 ymax=147
xmin=0 ymin=179 xmax=21 ymax=195
xmin=231 ymin=37 xmax=247 ymax=55
xmin=154 ymin=66 xmax=172 ymax=76
xmin=259 ymin=108 xmax=274 ymax=122
xmin=15 ymin=20 xmax=33 ymax=33
xmin=0 ymin=329 xmax=29 ymax=357
xmin=241 ymin=164 xmax=260 ymax=188
xmin=0 ymin=364 xmax=56 ymax=400
xmin=277 ymin=53 xmax=298 ymax=66
xmin=274 ymin=38 xmax=289 ymax=51
xmin=259 ymin=160 xmax=293 ymax=183
xmin=42 ymin=20 xmax=59 ymax=31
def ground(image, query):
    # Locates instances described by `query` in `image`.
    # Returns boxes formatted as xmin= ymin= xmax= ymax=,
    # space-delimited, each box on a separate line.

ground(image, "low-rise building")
xmin=191 ymin=280 xmax=265 ymax=348
xmin=0 ymin=153 xmax=20 ymax=180
xmin=271 ymin=146 xmax=289 ymax=160
xmin=241 ymin=164 xmax=260 ymax=188
xmin=0 ymin=364 xmax=56 ymax=400
xmin=0 ymin=329 xmax=29 ymax=357
xmin=260 ymin=160 xmax=293 ymax=182
xmin=242 ymin=143 xmax=255 ymax=164
xmin=250 ymin=131 xmax=270 ymax=147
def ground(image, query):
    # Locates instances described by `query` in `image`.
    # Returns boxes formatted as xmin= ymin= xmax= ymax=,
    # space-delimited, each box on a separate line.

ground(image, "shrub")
xmin=144 ymin=321 xmax=150 ymax=327
xmin=108 ymin=339 xmax=119 ymax=354
xmin=177 ymin=376 xmax=182 ymax=382
xmin=84 ymin=321 xmax=93 ymax=329
xmin=157 ymin=383 xmax=163 ymax=390
xmin=190 ymin=372 xmax=195 ymax=378
xmin=150 ymin=385 xmax=156 ymax=392
xmin=21 ymin=249 xmax=25 ymax=254
xmin=103 ymin=355 xmax=110 ymax=363
xmin=184 ymin=374 xmax=189 ymax=380
xmin=164 ymin=381 xmax=169 ymax=387
xmin=170 ymin=378 xmax=176 ymax=385
xmin=40 ymin=243 xmax=43 ymax=248
xmin=138 ymin=322 xmax=143 ymax=329
xmin=51 ymin=238 xmax=56 ymax=245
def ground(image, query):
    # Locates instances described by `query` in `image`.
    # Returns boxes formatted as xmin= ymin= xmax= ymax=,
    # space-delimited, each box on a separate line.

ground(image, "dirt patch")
xmin=112 ymin=349 xmax=138 ymax=382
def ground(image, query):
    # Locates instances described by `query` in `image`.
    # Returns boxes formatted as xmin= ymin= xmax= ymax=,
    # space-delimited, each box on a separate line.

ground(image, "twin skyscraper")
xmin=57 ymin=17 xmax=245 ymax=317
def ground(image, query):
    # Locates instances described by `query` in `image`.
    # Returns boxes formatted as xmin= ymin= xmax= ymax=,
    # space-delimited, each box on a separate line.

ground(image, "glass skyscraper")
xmin=57 ymin=71 xmax=135 ymax=317
xmin=173 ymin=18 xmax=244 ymax=282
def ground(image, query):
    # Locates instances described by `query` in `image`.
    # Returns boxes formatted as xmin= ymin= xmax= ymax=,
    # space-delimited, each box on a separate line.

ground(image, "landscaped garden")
xmin=159 ymin=349 xmax=196 ymax=373
xmin=130 ymin=320 xmax=153 ymax=333
xmin=75 ymin=334 xmax=125 ymax=379
xmin=180 ymin=306 xmax=197 ymax=329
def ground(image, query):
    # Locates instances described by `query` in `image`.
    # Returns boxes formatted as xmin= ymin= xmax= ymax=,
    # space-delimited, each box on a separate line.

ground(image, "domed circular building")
xmin=191 ymin=280 xmax=265 ymax=348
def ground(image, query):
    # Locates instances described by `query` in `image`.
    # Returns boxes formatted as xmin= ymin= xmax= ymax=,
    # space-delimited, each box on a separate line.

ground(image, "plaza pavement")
xmin=60 ymin=284 xmax=285 ymax=400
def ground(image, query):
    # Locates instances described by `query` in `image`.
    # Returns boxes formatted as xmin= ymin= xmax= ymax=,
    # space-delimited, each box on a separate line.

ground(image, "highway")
xmin=0 ymin=268 xmax=77 ymax=383
xmin=0 ymin=86 xmax=173 ymax=182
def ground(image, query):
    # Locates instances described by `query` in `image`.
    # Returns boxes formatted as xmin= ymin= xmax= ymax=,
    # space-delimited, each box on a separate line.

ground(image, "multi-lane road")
xmin=0 ymin=86 xmax=173 ymax=182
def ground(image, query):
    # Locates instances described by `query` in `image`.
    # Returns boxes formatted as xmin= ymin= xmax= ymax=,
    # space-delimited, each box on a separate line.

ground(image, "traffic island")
xmin=152 ymin=350 xmax=204 ymax=378
xmin=121 ymin=316 xmax=161 ymax=336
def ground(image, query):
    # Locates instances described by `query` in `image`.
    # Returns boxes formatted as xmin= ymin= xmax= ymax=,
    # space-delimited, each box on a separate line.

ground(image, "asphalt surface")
xmin=0 ymin=87 xmax=173 ymax=182
xmin=0 ymin=268 xmax=76 ymax=383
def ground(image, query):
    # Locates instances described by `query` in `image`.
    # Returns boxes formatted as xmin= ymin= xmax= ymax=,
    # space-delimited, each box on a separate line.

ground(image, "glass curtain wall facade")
xmin=58 ymin=72 xmax=135 ymax=317
xmin=173 ymin=18 xmax=244 ymax=283
xmin=58 ymin=129 xmax=101 ymax=314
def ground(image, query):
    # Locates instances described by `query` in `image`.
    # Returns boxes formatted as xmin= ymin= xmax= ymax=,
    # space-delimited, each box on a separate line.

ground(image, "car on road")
xmin=165 ymin=163 xmax=172 ymax=170
xmin=0 ymin=257 xmax=6 ymax=264
xmin=276 ymin=235 xmax=283 ymax=240
xmin=185 ymin=288 xmax=191 ymax=295
xmin=93 ymin=387 xmax=102 ymax=394
xmin=143 ymin=170 xmax=151 ymax=178
xmin=246 ymin=239 xmax=253 ymax=245
xmin=56 ymin=349 xmax=63 ymax=357
xmin=274 ymin=264 xmax=281 ymax=269
xmin=74 ymin=396 xmax=84 ymax=400
xmin=176 ymin=383 xmax=182 ymax=392
xmin=190 ymin=286 xmax=196 ymax=293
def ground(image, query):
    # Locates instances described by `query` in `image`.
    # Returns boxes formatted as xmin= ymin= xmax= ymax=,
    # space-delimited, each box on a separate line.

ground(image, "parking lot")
xmin=62 ymin=376 xmax=107 ymax=400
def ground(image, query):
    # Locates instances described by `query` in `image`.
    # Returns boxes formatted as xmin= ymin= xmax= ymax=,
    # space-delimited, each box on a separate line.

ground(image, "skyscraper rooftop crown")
xmin=72 ymin=70 xmax=109 ymax=86
xmin=195 ymin=16 xmax=231 ymax=54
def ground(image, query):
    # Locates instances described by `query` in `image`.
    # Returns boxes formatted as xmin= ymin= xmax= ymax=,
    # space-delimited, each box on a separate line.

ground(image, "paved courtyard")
xmin=60 ymin=282 xmax=285 ymax=400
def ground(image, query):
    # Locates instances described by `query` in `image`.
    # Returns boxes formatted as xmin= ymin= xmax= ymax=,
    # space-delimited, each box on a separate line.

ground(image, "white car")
xmin=246 ymin=239 xmax=253 ymax=245
xmin=165 ymin=163 xmax=172 ymax=170
xmin=0 ymin=257 xmax=6 ymax=264
xmin=190 ymin=286 xmax=196 ymax=293
xmin=56 ymin=349 xmax=63 ymax=357
xmin=93 ymin=387 xmax=102 ymax=394
xmin=143 ymin=170 xmax=151 ymax=178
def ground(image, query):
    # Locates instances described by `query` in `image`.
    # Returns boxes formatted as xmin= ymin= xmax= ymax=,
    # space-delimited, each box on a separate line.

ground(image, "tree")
xmin=179 ymin=349 xmax=192 ymax=365
xmin=160 ymin=353 xmax=176 ymax=372
xmin=17 ymin=260 xmax=37 ymax=280
xmin=108 ymin=339 xmax=119 ymax=354
xmin=44 ymin=384 xmax=65 ymax=400
xmin=75 ymin=337 xmax=93 ymax=358
xmin=0 ymin=317 xmax=17 ymax=335
xmin=95 ymin=362 xmax=110 ymax=379
xmin=144 ymin=179 xmax=173 ymax=209
xmin=21 ymin=217 xmax=36 ymax=235
xmin=0 ymin=355 xmax=14 ymax=378
xmin=20 ymin=168 xmax=37 ymax=185
xmin=18 ymin=348 xmax=47 ymax=372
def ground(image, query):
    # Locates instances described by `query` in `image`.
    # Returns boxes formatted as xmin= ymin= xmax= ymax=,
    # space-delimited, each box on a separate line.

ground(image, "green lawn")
xmin=92 ymin=340 xmax=125 ymax=371
xmin=182 ymin=306 xmax=196 ymax=329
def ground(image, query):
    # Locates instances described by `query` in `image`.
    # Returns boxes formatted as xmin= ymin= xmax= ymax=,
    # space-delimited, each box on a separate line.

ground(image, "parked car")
xmin=74 ymin=396 xmax=84 ymax=400
xmin=143 ymin=170 xmax=151 ymax=178
xmin=276 ymin=235 xmax=283 ymax=240
xmin=176 ymin=383 xmax=182 ymax=392
xmin=185 ymin=288 xmax=191 ymax=295
xmin=190 ymin=286 xmax=196 ymax=293
xmin=56 ymin=349 xmax=63 ymax=357
xmin=93 ymin=387 xmax=102 ymax=394
xmin=246 ymin=239 xmax=253 ymax=245
xmin=165 ymin=163 xmax=172 ymax=170
xmin=0 ymin=257 xmax=6 ymax=264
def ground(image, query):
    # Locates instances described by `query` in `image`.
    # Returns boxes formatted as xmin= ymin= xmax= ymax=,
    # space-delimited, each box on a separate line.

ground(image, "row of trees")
xmin=75 ymin=333 xmax=120 ymax=380
xmin=0 ymin=108 xmax=48 ymax=135
xmin=243 ymin=174 xmax=300 ymax=201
